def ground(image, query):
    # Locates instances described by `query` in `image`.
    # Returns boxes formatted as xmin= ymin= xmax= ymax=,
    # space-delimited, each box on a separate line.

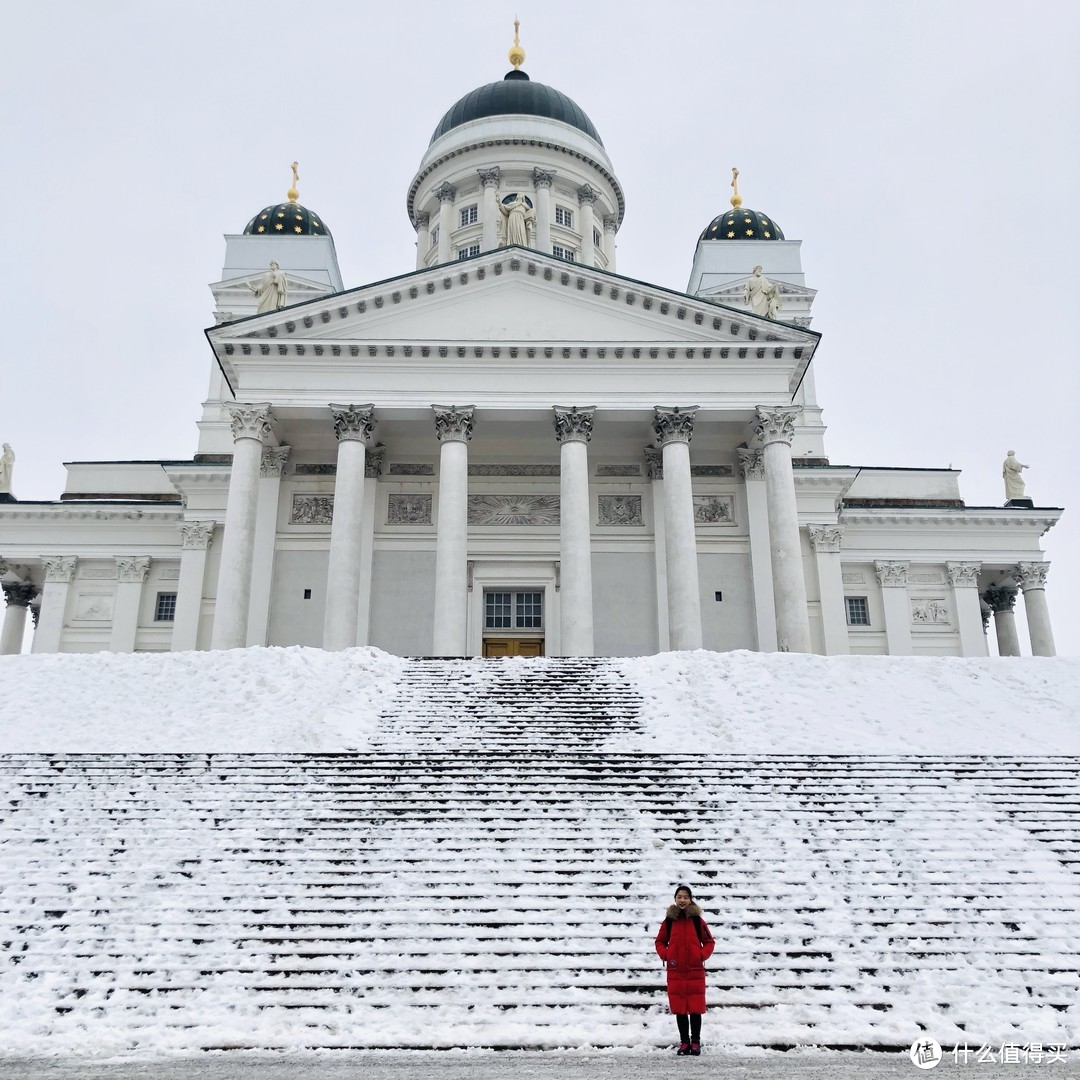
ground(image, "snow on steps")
xmin=0 ymin=657 xmax=1077 ymax=1054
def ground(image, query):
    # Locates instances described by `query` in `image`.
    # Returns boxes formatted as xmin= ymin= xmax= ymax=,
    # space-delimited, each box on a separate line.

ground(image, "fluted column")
xmin=874 ymin=561 xmax=913 ymax=655
xmin=479 ymin=168 xmax=500 ymax=251
xmin=173 ymin=522 xmax=214 ymax=651
xmin=554 ymin=407 xmax=595 ymax=656
xmin=533 ymin=168 xmax=555 ymax=253
xmin=578 ymin=185 xmax=597 ymax=266
xmin=808 ymin=525 xmax=847 ymax=655
xmin=413 ymin=213 xmax=430 ymax=270
xmin=434 ymin=182 xmax=455 ymax=264
xmin=983 ymin=584 xmax=1021 ymax=657
xmin=432 ymin=406 xmax=474 ymax=656
xmin=33 ymin=556 xmax=77 ymax=653
xmin=1 ymin=581 xmax=37 ymax=655
xmin=212 ymin=403 xmax=272 ymax=650
xmin=603 ymin=215 xmax=618 ymax=271
xmin=110 ymin=556 xmax=150 ymax=652
xmin=1015 ymin=562 xmax=1056 ymax=657
xmin=738 ymin=448 xmax=776 ymax=652
xmin=653 ymin=407 xmax=702 ymax=651
xmin=946 ymin=561 xmax=988 ymax=657
xmin=324 ymin=406 xmax=375 ymax=651
xmin=753 ymin=406 xmax=811 ymax=653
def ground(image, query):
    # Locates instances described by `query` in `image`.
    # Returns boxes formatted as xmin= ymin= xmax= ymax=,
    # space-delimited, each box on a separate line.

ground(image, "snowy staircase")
xmin=1 ymin=658 xmax=1078 ymax=1053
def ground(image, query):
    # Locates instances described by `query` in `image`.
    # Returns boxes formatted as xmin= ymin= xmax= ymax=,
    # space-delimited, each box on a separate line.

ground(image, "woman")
xmin=655 ymin=884 xmax=715 ymax=1056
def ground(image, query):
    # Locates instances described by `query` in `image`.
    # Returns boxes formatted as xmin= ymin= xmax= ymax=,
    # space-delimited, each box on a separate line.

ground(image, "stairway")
xmin=0 ymin=658 xmax=1078 ymax=1054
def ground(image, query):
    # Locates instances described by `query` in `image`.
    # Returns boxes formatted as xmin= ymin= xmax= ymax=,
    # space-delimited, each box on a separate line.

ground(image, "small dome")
xmin=244 ymin=201 xmax=331 ymax=238
xmin=430 ymin=69 xmax=603 ymax=147
xmin=700 ymin=206 xmax=784 ymax=241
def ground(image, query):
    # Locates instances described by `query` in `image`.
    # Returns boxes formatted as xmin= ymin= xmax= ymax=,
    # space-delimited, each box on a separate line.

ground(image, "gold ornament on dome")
xmin=508 ymin=17 xmax=526 ymax=69
xmin=730 ymin=166 xmax=743 ymax=208
xmin=287 ymin=161 xmax=300 ymax=203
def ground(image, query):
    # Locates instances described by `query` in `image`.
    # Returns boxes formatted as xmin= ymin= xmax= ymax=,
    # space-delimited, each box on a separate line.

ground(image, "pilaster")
xmin=739 ymin=448 xmax=776 ymax=652
xmin=875 ymin=561 xmax=913 ymax=655
xmin=946 ymin=561 xmax=988 ymax=657
xmin=645 ymin=446 xmax=669 ymax=652
xmin=808 ymin=525 xmax=848 ymax=655
xmin=110 ymin=556 xmax=151 ymax=652
xmin=33 ymin=556 xmax=77 ymax=653
xmin=246 ymin=444 xmax=290 ymax=646
xmin=173 ymin=522 xmax=215 ymax=651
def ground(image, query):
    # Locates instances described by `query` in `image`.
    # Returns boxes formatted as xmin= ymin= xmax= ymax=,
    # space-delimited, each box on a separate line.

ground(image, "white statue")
xmin=499 ymin=193 xmax=535 ymax=247
xmin=248 ymin=260 xmax=288 ymax=313
xmin=1002 ymin=450 xmax=1029 ymax=501
xmin=0 ymin=443 xmax=13 ymax=494
xmin=744 ymin=265 xmax=781 ymax=319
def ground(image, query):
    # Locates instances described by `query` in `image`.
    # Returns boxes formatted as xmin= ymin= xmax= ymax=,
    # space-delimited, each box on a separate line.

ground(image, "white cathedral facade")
xmin=0 ymin=44 xmax=1062 ymax=659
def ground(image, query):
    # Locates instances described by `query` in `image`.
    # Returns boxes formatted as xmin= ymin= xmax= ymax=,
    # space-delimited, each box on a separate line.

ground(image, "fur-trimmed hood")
xmin=666 ymin=902 xmax=703 ymax=919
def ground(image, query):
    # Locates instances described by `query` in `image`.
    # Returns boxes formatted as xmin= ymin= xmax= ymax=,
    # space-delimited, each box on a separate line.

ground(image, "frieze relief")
xmin=468 ymin=494 xmax=560 ymax=526
xmin=389 ymin=463 xmax=435 ymax=476
xmin=291 ymin=494 xmax=335 ymax=525
xmin=469 ymin=464 xmax=560 ymax=477
xmin=74 ymin=594 xmax=114 ymax=622
xmin=597 ymin=464 xmax=641 ymax=477
xmin=911 ymin=598 xmax=950 ymax=625
xmin=690 ymin=465 xmax=734 ymax=477
xmin=294 ymin=464 xmax=338 ymax=475
xmin=79 ymin=567 xmax=118 ymax=580
xmin=387 ymin=494 xmax=433 ymax=525
xmin=597 ymin=495 xmax=643 ymax=526
xmin=693 ymin=495 xmax=735 ymax=524
xmin=842 ymin=573 xmax=866 ymax=584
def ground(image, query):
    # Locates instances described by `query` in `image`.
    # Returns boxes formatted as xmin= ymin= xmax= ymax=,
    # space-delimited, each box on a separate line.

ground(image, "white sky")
xmin=2 ymin=0 xmax=1077 ymax=654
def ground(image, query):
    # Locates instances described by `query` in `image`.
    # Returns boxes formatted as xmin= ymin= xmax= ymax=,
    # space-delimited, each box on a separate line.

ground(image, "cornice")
xmin=840 ymin=507 xmax=1062 ymax=536
xmin=0 ymin=505 xmax=184 ymax=522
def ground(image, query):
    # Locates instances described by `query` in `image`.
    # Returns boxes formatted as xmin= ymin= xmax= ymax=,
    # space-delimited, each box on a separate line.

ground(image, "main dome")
xmin=430 ymin=70 xmax=604 ymax=147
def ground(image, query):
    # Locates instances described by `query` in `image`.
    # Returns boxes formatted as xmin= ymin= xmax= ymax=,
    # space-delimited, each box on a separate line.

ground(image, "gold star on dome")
xmin=743 ymin=218 xmax=751 ymax=224
xmin=726 ymin=219 xmax=734 ymax=226
xmin=257 ymin=225 xmax=265 ymax=233
xmin=294 ymin=226 xmax=302 ymax=233
xmin=745 ymin=229 xmax=754 ymax=236
xmin=312 ymin=220 xmax=320 ymax=227
xmin=763 ymin=231 xmax=772 ymax=238
xmin=276 ymin=211 xmax=285 ymax=218
xmin=726 ymin=231 xmax=735 ymax=238
xmin=275 ymin=223 xmax=284 ymax=231
xmin=260 ymin=213 xmax=268 ymax=220
xmin=761 ymin=219 xmax=770 ymax=225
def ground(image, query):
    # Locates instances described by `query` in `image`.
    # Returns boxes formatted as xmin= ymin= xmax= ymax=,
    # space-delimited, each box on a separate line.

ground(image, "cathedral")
xmin=0 ymin=31 xmax=1062 ymax=659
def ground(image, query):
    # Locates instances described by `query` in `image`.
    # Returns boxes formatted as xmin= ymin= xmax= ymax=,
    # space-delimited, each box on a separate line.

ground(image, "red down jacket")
xmin=654 ymin=903 xmax=715 ymax=1014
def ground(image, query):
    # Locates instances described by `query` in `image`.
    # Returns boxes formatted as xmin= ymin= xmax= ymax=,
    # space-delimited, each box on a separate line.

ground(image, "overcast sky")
xmin=2 ymin=1 xmax=1077 ymax=655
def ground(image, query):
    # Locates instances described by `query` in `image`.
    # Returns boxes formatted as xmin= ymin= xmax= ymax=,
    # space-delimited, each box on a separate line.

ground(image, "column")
xmin=33 ymin=556 xmax=77 ymax=653
xmin=479 ymin=168 xmax=500 ymax=251
xmin=1015 ymin=562 xmax=1056 ymax=657
xmin=738 ymin=448 xmax=777 ymax=652
xmin=432 ymin=406 xmax=474 ymax=656
xmin=875 ymin=561 xmax=913 ymax=655
xmin=982 ymin=585 xmax=1021 ymax=657
xmin=173 ymin=522 xmax=215 ymax=651
xmin=533 ymin=168 xmax=555 ymax=252
xmin=554 ymin=407 xmax=595 ymax=656
xmin=645 ymin=447 xmax=670 ymax=652
xmin=1 ymin=581 xmax=38 ymax=655
xmin=653 ymin=407 xmax=702 ymax=651
xmin=247 ymin=445 xmax=290 ymax=646
xmin=946 ymin=561 xmax=988 ymax=657
xmin=603 ymin=215 xmax=618 ymax=272
xmin=753 ymin=407 xmax=811 ymax=653
xmin=324 ymin=406 xmax=375 ymax=651
xmin=355 ymin=446 xmax=384 ymax=646
xmin=413 ymin=213 xmax=430 ymax=270
xmin=110 ymin=556 xmax=150 ymax=652
xmin=212 ymin=403 xmax=271 ymax=650
xmin=434 ymin=182 xmax=455 ymax=264
xmin=577 ymin=185 xmax=597 ymax=266
xmin=808 ymin=525 xmax=848 ymax=655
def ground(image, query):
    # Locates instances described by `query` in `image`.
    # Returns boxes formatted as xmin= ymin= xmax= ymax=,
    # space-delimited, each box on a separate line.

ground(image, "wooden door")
xmin=483 ymin=638 xmax=545 ymax=657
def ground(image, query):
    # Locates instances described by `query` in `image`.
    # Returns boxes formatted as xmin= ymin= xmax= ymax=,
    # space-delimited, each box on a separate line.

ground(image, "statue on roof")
xmin=0 ymin=443 xmax=13 ymax=494
xmin=1002 ymin=450 xmax=1029 ymax=501
xmin=744 ymin=265 xmax=781 ymax=319
xmin=499 ymin=193 xmax=535 ymax=248
xmin=248 ymin=260 xmax=288 ymax=313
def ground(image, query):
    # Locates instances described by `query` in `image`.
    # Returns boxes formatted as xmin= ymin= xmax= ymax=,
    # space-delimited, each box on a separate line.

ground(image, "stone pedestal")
xmin=982 ymin=584 xmax=1021 ymax=657
xmin=1 ymin=581 xmax=38 ymax=655
xmin=1015 ymin=562 xmax=1056 ymax=657
xmin=554 ymin=407 xmax=595 ymax=656
xmin=432 ymin=406 xmax=473 ymax=656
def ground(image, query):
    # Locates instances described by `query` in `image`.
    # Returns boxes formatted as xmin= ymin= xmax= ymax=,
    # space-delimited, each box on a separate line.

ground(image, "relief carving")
xmin=911 ymin=598 xmax=950 ymax=625
xmin=387 ymin=494 xmax=433 ymax=525
xmin=693 ymin=495 xmax=735 ymax=524
xmin=598 ymin=494 xmax=643 ymax=526
xmin=291 ymin=494 xmax=335 ymax=524
xmin=468 ymin=494 xmax=560 ymax=526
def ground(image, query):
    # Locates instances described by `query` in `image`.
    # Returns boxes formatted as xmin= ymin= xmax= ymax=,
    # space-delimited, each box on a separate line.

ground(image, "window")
xmin=845 ymin=596 xmax=870 ymax=626
xmin=430 ymin=226 xmax=439 ymax=248
xmin=555 ymin=206 xmax=573 ymax=228
xmin=593 ymin=228 xmax=601 ymax=247
xmin=552 ymin=245 xmax=576 ymax=262
xmin=485 ymin=591 xmax=543 ymax=630
xmin=457 ymin=243 xmax=481 ymax=260
xmin=154 ymin=592 xmax=177 ymax=622
xmin=459 ymin=204 xmax=478 ymax=227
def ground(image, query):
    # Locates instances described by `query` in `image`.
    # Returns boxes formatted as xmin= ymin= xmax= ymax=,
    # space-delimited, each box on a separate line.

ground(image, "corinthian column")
xmin=324 ymin=405 xmax=375 ymax=651
xmin=1014 ymin=562 xmax=1056 ymax=657
xmin=753 ymin=406 xmax=811 ymax=653
xmin=554 ymin=406 xmax=595 ymax=656
xmin=946 ymin=561 xmax=987 ymax=657
xmin=434 ymin=182 xmax=456 ymax=264
xmin=533 ymin=168 xmax=555 ymax=252
xmin=173 ymin=522 xmax=215 ymax=651
xmin=33 ymin=556 xmax=77 ymax=653
xmin=578 ymin=185 xmax=598 ymax=267
xmin=479 ymin=168 xmax=501 ymax=251
xmin=110 ymin=556 xmax=150 ymax=652
xmin=432 ymin=406 xmax=474 ymax=656
xmin=808 ymin=525 xmax=847 ymax=655
xmin=603 ymin=215 xmax=618 ymax=271
xmin=653 ymin=407 xmax=702 ymax=651
xmin=874 ymin=561 xmax=913 ymax=655
xmin=1 ymin=581 xmax=38 ymax=655
xmin=413 ymin=213 xmax=430 ymax=270
xmin=982 ymin=584 xmax=1021 ymax=657
xmin=212 ymin=403 xmax=272 ymax=650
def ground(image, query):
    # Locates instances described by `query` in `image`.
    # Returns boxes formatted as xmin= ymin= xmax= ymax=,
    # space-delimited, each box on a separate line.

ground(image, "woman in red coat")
xmin=655 ymin=884 xmax=715 ymax=1056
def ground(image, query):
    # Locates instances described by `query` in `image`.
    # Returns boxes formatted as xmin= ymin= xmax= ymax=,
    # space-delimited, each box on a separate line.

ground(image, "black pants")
xmin=676 ymin=1013 xmax=702 ymax=1041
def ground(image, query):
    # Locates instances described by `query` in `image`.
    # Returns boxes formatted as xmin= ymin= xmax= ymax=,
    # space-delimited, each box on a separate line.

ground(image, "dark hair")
xmin=674 ymin=884 xmax=693 ymax=900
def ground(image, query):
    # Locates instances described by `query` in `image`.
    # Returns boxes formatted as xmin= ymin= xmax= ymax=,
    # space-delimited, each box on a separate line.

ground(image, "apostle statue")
xmin=744 ymin=265 xmax=781 ymax=319
xmin=0 ymin=443 xmax=13 ymax=494
xmin=499 ymin=193 xmax=535 ymax=247
xmin=1002 ymin=450 xmax=1029 ymax=501
xmin=248 ymin=260 xmax=288 ymax=313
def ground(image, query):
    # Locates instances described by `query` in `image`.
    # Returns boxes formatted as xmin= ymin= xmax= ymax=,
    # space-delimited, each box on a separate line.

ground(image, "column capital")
xmin=603 ymin=215 xmax=618 ymax=233
xmin=577 ymin=184 xmax=598 ymax=206
xmin=532 ymin=167 xmax=556 ymax=189
xmin=808 ymin=524 xmax=844 ymax=553
xmin=261 ymin=445 xmax=291 ymax=478
xmin=433 ymin=405 xmax=475 ymax=443
xmin=737 ymin=447 xmax=765 ymax=481
xmin=365 ymin=444 xmax=387 ymax=478
xmin=553 ymin=406 xmax=595 ymax=444
xmin=330 ymin=404 xmax=376 ymax=443
xmin=982 ymin=583 xmax=1017 ymax=612
xmin=753 ymin=406 xmax=802 ymax=447
xmin=644 ymin=446 xmax=664 ymax=479
xmin=946 ymin=561 xmax=982 ymax=588
xmin=41 ymin=555 xmax=77 ymax=583
xmin=180 ymin=521 xmax=215 ymax=550
xmin=433 ymin=181 xmax=457 ymax=204
xmin=116 ymin=556 xmax=151 ymax=584
xmin=652 ymin=406 xmax=698 ymax=446
xmin=874 ymin=560 xmax=910 ymax=588
xmin=412 ymin=212 xmax=430 ymax=230
xmin=1014 ymin=561 xmax=1050 ymax=592
xmin=2 ymin=581 xmax=38 ymax=608
xmin=478 ymin=166 xmax=501 ymax=188
xmin=226 ymin=403 xmax=273 ymax=442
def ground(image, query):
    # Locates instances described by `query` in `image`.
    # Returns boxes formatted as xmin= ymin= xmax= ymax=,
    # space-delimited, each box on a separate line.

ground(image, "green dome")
xmin=244 ymin=201 xmax=331 ymax=238
xmin=430 ymin=70 xmax=603 ymax=147
xmin=701 ymin=206 xmax=784 ymax=241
